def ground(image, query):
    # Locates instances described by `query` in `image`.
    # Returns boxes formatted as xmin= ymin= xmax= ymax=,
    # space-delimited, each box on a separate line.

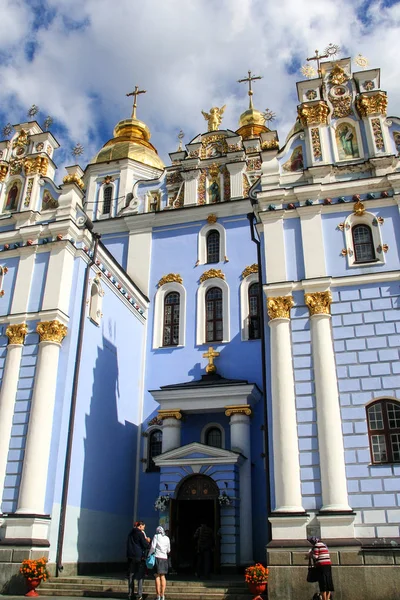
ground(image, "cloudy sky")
xmin=0 ymin=0 xmax=399 ymax=179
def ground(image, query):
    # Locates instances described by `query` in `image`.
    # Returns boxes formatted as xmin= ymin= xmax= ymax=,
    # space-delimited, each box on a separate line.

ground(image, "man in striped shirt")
xmin=308 ymin=537 xmax=334 ymax=600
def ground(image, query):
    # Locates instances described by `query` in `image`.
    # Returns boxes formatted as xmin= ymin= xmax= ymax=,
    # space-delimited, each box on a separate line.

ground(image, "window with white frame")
xmin=88 ymin=275 xmax=104 ymax=325
xmin=197 ymin=277 xmax=229 ymax=345
xmin=367 ymin=399 xmax=400 ymax=464
xmin=153 ymin=281 xmax=186 ymax=349
xmin=102 ymin=185 xmax=113 ymax=215
xmin=198 ymin=222 xmax=226 ymax=265
xmin=201 ymin=422 xmax=225 ymax=449
xmin=147 ymin=428 xmax=163 ymax=472
xmin=343 ymin=210 xmax=385 ymax=267
xmin=240 ymin=272 xmax=261 ymax=341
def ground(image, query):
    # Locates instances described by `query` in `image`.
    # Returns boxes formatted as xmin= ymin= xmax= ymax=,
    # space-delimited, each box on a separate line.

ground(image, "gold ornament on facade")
xmin=62 ymin=173 xmax=85 ymax=189
xmin=331 ymin=97 xmax=352 ymax=119
xmin=371 ymin=118 xmax=385 ymax=150
xmin=36 ymin=320 xmax=68 ymax=343
xmin=341 ymin=248 xmax=349 ymax=256
xmin=9 ymin=159 xmax=23 ymax=175
xmin=267 ymin=296 xmax=294 ymax=320
xmin=261 ymin=139 xmax=279 ymax=150
xmin=311 ymin=127 xmax=322 ymax=160
xmin=203 ymin=346 xmax=220 ymax=374
xmin=225 ymin=404 xmax=252 ymax=417
xmin=242 ymin=264 xmax=258 ymax=279
xmin=208 ymin=163 xmax=220 ymax=182
xmin=200 ymin=134 xmax=228 ymax=159
xmin=0 ymin=164 xmax=8 ymax=182
xmin=24 ymin=178 xmax=34 ymax=207
xmin=207 ymin=213 xmax=218 ymax=224
xmin=353 ymin=199 xmax=365 ymax=216
xmin=298 ymin=102 xmax=329 ymax=126
xmin=305 ymin=291 xmax=332 ymax=315
xmin=200 ymin=269 xmax=225 ymax=283
xmin=13 ymin=129 xmax=29 ymax=148
xmin=103 ymin=175 xmax=115 ymax=185
xmin=6 ymin=323 xmax=28 ymax=345
xmin=157 ymin=409 xmax=182 ymax=421
xmin=356 ymin=92 xmax=387 ymax=117
xmin=201 ymin=106 xmax=226 ymax=132
xmin=329 ymin=65 xmax=349 ymax=85
xmin=157 ymin=273 xmax=183 ymax=287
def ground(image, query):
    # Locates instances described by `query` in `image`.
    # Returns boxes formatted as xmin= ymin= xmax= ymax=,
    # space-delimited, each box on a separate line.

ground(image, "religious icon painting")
xmin=335 ymin=122 xmax=360 ymax=161
xmin=282 ymin=145 xmax=304 ymax=172
xmin=5 ymin=181 xmax=20 ymax=211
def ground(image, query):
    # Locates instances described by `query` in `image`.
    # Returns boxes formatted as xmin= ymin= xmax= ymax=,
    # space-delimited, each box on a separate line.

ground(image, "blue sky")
xmin=0 ymin=0 xmax=399 ymax=180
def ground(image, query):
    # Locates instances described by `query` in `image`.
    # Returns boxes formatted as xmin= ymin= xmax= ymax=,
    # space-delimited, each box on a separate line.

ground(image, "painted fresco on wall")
xmin=282 ymin=146 xmax=304 ymax=172
xmin=335 ymin=122 xmax=359 ymax=160
xmin=393 ymin=131 xmax=400 ymax=153
xmin=5 ymin=182 xmax=20 ymax=211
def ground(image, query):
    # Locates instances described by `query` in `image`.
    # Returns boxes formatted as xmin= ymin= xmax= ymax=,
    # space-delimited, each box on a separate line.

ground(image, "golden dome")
xmin=91 ymin=116 xmax=164 ymax=170
xmin=237 ymin=108 xmax=270 ymax=140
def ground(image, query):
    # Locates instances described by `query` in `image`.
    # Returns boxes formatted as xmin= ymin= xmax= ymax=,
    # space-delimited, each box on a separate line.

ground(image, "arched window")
xmin=206 ymin=230 xmax=220 ymax=264
xmin=88 ymin=275 xmax=104 ymax=326
xmin=367 ymin=399 xmax=400 ymax=464
xmin=248 ymin=282 xmax=261 ymax=340
xmin=205 ymin=427 xmax=222 ymax=448
xmin=103 ymin=185 xmax=113 ymax=215
xmin=206 ymin=287 xmax=223 ymax=342
xmin=352 ymin=224 xmax=375 ymax=263
xmin=163 ymin=292 xmax=180 ymax=346
xmin=148 ymin=429 xmax=162 ymax=472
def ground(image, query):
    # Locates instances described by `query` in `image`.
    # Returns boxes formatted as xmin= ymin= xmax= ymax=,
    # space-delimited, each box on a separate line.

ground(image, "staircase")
xmin=40 ymin=575 xmax=250 ymax=600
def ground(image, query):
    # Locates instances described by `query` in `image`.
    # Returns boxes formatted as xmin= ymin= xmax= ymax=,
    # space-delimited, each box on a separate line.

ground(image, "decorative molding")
xmin=305 ymin=291 xmax=332 ymax=315
xmin=199 ymin=268 xmax=225 ymax=283
xmin=225 ymin=404 xmax=252 ymax=417
xmin=353 ymin=199 xmax=365 ymax=216
xmin=329 ymin=64 xmax=349 ymax=85
xmin=63 ymin=173 xmax=84 ymax=189
xmin=356 ymin=92 xmax=388 ymax=117
xmin=298 ymin=101 xmax=329 ymax=126
xmin=24 ymin=178 xmax=34 ymax=207
xmin=157 ymin=409 xmax=182 ymax=421
xmin=261 ymin=139 xmax=279 ymax=150
xmin=102 ymin=175 xmax=115 ymax=185
xmin=0 ymin=164 xmax=9 ymax=182
xmin=5 ymin=323 xmax=28 ymax=345
xmin=13 ymin=129 xmax=29 ymax=148
xmin=24 ymin=156 xmax=48 ymax=177
xmin=207 ymin=213 xmax=218 ymax=224
xmin=331 ymin=96 xmax=352 ymax=119
xmin=157 ymin=273 xmax=183 ymax=288
xmin=371 ymin=118 xmax=385 ymax=150
xmin=242 ymin=264 xmax=258 ymax=279
xmin=36 ymin=320 xmax=68 ymax=343
xmin=311 ymin=127 xmax=322 ymax=160
xmin=267 ymin=296 xmax=294 ymax=320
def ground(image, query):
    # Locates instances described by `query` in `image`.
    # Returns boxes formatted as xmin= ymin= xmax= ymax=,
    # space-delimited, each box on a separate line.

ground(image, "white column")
xmin=226 ymin=162 xmax=246 ymax=198
xmin=226 ymin=407 xmax=253 ymax=565
xmin=305 ymin=292 xmax=352 ymax=513
xmin=268 ymin=296 xmax=304 ymax=513
xmin=0 ymin=324 xmax=28 ymax=506
xmin=159 ymin=411 xmax=182 ymax=453
xmin=182 ymin=170 xmax=200 ymax=206
xmin=17 ymin=320 xmax=67 ymax=515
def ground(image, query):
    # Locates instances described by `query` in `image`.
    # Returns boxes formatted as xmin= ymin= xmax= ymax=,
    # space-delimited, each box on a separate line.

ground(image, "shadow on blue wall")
xmin=77 ymin=335 xmax=137 ymax=568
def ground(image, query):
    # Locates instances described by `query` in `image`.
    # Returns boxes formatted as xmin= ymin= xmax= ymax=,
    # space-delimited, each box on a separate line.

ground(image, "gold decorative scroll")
xmin=24 ymin=156 xmax=49 ymax=176
xmin=298 ymin=101 xmax=329 ymax=126
xmin=36 ymin=320 xmax=68 ymax=343
xmin=157 ymin=273 xmax=183 ymax=288
xmin=200 ymin=269 xmax=225 ymax=283
xmin=207 ymin=213 xmax=218 ymax=224
xmin=62 ymin=174 xmax=85 ymax=189
xmin=202 ymin=346 xmax=220 ymax=374
xmin=267 ymin=296 xmax=294 ymax=320
xmin=261 ymin=139 xmax=279 ymax=151
xmin=353 ymin=199 xmax=365 ymax=216
xmin=329 ymin=64 xmax=349 ymax=85
xmin=305 ymin=291 xmax=332 ymax=315
xmin=157 ymin=409 xmax=182 ymax=421
xmin=356 ymin=92 xmax=387 ymax=117
xmin=331 ymin=97 xmax=352 ymax=119
xmin=13 ymin=129 xmax=29 ymax=148
xmin=225 ymin=404 xmax=252 ymax=417
xmin=0 ymin=164 xmax=9 ymax=182
xmin=242 ymin=264 xmax=258 ymax=279
xmin=6 ymin=323 xmax=28 ymax=345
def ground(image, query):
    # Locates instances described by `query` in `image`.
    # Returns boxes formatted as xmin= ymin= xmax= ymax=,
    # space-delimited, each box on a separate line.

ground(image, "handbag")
xmin=307 ymin=566 xmax=319 ymax=583
xmin=146 ymin=553 xmax=156 ymax=569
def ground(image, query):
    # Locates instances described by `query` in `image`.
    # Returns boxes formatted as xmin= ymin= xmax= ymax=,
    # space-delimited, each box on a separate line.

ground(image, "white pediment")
xmin=154 ymin=442 xmax=243 ymax=468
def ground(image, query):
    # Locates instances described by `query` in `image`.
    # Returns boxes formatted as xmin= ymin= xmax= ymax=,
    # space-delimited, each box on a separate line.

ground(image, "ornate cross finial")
xmin=306 ymin=49 xmax=329 ymax=77
xmin=177 ymin=129 xmax=184 ymax=150
xmin=126 ymin=85 xmax=147 ymax=119
xmin=238 ymin=70 xmax=263 ymax=109
xmin=202 ymin=346 xmax=220 ymax=374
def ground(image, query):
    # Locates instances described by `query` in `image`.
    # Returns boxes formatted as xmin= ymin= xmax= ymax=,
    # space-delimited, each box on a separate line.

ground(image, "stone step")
xmin=43 ymin=578 xmax=246 ymax=589
xmin=41 ymin=583 xmax=246 ymax=593
xmin=39 ymin=590 xmax=247 ymax=600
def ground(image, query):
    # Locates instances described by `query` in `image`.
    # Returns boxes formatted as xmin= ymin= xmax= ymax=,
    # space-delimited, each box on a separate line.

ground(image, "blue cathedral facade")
xmin=0 ymin=57 xmax=399 ymax=599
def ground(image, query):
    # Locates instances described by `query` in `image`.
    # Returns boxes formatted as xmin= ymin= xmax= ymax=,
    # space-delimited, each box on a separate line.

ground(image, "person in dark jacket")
xmin=194 ymin=523 xmax=214 ymax=579
xmin=127 ymin=521 xmax=150 ymax=600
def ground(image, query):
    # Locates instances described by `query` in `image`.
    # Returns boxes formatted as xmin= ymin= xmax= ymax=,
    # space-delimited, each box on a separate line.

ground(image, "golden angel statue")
xmin=201 ymin=105 xmax=226 ymax=132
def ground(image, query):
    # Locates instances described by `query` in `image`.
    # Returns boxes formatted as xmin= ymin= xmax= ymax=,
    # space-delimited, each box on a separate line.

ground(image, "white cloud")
xmin=0 ymin=0 xmax=399 ymax=179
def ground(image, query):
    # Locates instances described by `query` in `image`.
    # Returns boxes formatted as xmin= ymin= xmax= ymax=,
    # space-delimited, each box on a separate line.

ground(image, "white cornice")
xmin=263 ymin=270 xmax=400 ymax=292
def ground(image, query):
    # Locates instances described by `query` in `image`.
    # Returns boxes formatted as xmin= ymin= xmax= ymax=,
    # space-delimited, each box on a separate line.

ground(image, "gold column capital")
xmin=36 ymin=320 xmax=68 ymax=343
xmin=305 ymin=291 xmax=332 ymax=316
xmin=157 ymin=409 xmax=182 ymax=421
xmin=225 ymin=404 xmax=252 ymax=417
xmin=5 ymin=323 xmax=28 ymax=345
xmin=267 ymin=296 xmax=294 ymax=320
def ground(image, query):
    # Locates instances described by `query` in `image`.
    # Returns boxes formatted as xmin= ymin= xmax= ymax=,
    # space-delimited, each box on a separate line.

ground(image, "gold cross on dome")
xmin=126 ymin=85 xmax=147 ymax=119
xmin=238 ymin=70 xmax=263 ymax=109
xmin=203 ymin=346 xmax=220 ymax=374
xmin=306 ymin=49 xmax=329 ymax=76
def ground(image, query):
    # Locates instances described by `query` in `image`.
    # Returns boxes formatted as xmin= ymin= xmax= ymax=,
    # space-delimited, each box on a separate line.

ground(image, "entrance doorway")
xmin=170 ymin=474 xmax=220 ymax=574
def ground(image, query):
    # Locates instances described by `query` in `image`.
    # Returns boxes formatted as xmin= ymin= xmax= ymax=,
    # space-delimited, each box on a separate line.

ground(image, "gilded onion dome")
xmin=236 ymin=70 xmax=270 ymax=139
xmin=91 ymin=102 xmax=164 ymax=170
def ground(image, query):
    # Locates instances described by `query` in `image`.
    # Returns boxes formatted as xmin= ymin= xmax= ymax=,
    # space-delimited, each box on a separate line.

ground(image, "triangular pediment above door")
xmin=154 ymin=442 xmax=243 ymax=467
